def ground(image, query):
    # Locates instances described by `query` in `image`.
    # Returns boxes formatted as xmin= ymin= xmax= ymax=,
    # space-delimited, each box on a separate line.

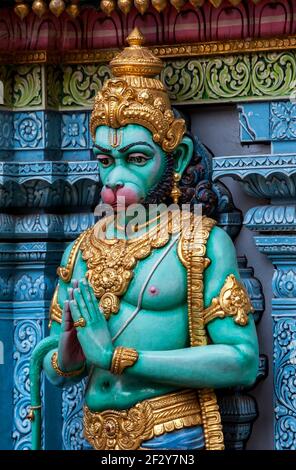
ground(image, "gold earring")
xmin=171 ymin=172 xmax=181 ymax=204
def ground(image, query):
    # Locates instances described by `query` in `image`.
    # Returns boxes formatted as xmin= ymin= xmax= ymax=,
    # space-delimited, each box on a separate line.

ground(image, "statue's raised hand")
xmin=69 ymin=279 xmax=114 ymax=370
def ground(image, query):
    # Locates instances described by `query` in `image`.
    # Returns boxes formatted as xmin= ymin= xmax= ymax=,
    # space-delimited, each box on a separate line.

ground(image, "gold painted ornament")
xmin=49 ymin=0 xmax=65 ymax=17
xmin=169 ymin=0 xmax=186 ymax=11
xmin=189 ymin=0 xmax=204 ymax=7
xmin=32 ymin=0 xmax=48 ymax=17
xmin=118 ymin=0 xmax=133 ymax=14
xmin=134 ymin=0 xmax=150 ymax=14
xmin=209 ymin=0 xmax=222 ymax=7
xmin=66 ymin=0 xmax=80 ymax=18
xmin=100 ymin=0 xmax=116 ymax=16
xmin=203 ymin=274 xmax=254 ymax=326
xmin=171 ymin=172 xmax=181 ymax=204
xmin=14 ymin=1 xmax=30 ymax=20
xmin=151 ymin=0 xmax=167 ymax=12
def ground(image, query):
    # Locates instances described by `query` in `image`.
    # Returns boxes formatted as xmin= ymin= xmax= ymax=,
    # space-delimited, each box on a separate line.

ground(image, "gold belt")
xmin=83 ymin=389 xmax=202 ymax=450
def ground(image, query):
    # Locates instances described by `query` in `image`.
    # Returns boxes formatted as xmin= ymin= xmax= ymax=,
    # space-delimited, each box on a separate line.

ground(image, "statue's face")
xmin=94 ymin=124 xmax=169 ymax=208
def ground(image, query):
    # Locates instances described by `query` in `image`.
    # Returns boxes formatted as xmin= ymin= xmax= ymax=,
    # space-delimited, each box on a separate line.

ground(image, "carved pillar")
xmin=213 ymin=101 xmax=296 ymax=449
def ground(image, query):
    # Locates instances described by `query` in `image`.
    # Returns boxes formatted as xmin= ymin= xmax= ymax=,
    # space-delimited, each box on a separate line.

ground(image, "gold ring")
xmin=73 ymin=317 xmax=86 ymax=328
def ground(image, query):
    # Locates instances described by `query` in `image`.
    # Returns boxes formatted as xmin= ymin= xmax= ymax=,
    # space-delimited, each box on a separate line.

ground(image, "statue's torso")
xmin=65 ymin=237 xmax=190 ymax=411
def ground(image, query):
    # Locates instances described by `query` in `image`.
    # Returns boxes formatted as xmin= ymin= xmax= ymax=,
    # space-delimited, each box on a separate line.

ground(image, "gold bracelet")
xmin=51 ymin=351 xmax=85 ymax=377
xmin=110 ymin=346 xmax=139 ymax=375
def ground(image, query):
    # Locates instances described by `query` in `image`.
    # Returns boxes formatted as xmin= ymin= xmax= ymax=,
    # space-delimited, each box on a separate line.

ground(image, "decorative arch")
xmin=61 ymin=17 xmax=82 ymax=50
xmin=129 ymin=9 xmax=162 ymax=45
xmin=173 ymin=9 xmax=204 ymax=44
xmin=87 ymin=12 xmax=123 ymax=49
xmin=256 ymin=1 xmax=291 ymax=37
xmin=33 ymin=18 xmax=60 ymax=50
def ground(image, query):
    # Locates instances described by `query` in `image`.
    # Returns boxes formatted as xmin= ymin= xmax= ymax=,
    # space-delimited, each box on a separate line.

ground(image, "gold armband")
xmin=110 ymin=346 xmax=139 ymax=375
xmin=203 ymin=274 xmax=254 ymax=327
xmin=51 ymin=351 xmax=85 ymax=377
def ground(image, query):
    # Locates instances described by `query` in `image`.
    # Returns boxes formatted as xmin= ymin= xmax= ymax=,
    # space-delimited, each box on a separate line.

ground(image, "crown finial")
xmin=110 ymin=28 xmax=163 ymax=77
xmin=126 ymin=27 xmax=145 ymax=47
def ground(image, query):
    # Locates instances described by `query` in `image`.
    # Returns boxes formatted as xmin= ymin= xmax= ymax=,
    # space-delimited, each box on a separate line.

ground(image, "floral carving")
xmin=62 ymin=113 xmax=88 ymax=149
xmin=273 ymin=269 xmax=296 ymax=298
xmin=274 ymin=318 xmax=296 ymax=450
xmin=14 ymin=113 xmax=43 ymax=148
xmin=271 ymin=103 xmax=296 ymax=140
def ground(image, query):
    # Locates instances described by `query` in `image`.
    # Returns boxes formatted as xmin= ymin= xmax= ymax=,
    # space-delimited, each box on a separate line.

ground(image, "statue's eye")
xmin=126 ymin=153 xmax=150 ymax=165
xmin=97 ymin=155 xmax=113 ymax=167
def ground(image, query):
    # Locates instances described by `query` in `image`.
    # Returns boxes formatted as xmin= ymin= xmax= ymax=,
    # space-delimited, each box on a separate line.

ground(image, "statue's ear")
xmin=173 ymin=136 xmax=194 ymax=176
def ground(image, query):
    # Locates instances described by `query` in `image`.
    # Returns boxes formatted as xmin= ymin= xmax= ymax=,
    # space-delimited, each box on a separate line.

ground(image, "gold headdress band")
xmin=90 ymin=28 xmax=186 ymax=153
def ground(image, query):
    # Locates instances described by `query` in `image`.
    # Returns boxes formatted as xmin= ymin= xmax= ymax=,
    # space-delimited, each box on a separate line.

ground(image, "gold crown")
xmin=90 ymin=28 xmax=186 ymax=153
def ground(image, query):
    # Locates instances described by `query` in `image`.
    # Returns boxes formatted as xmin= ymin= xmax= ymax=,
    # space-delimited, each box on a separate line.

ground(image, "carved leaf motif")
xmin=62 ymin=65 xmax=111 ymax=107
xmin=251 ymin=52 xmax=296 ymax=97
xmin=13 ymin=65 xmax=42 ymax=108
xmin=161 ymin=60 xmax=204 ymax=101
xmin=205 ymin=55 xmax=250 ymax=99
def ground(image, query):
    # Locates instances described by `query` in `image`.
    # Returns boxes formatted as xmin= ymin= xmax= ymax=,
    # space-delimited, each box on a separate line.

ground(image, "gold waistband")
xmin=83 ymin=389 xmax=202 ymax=450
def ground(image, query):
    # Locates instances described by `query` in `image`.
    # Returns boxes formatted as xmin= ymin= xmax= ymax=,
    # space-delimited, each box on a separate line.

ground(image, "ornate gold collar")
xmin=80 ymin=216 xmax=175 ymax=319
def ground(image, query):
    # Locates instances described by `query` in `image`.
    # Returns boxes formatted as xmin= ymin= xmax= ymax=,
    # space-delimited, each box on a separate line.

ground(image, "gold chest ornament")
xmin=80 ymin=216 xmax=175 ymax=320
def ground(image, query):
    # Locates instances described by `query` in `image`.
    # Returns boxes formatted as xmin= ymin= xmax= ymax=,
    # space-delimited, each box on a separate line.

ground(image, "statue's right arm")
xmin=42 ymin=241 xmax=87 ymax=387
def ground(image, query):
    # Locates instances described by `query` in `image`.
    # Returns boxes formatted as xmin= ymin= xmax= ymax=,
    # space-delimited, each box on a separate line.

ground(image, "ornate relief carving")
xmin=62 ymin=381 xmax=88 ymax=450
xmin=14 ymin=113 xmax=43 ymax=148
xmin=274 ymin=317 xmax=296 ymax=450
xmin=13 ymin=65 xmax=42 ymax=108
xmin=62 ymin=65 xmax=111 ymax=108
xmin=13 ymin=320 xmax=43 ymax=450
xmin=271 ymin=103 xmax=296 ymax=140
xmin=61 ymin=113 xmax=88 ymax=149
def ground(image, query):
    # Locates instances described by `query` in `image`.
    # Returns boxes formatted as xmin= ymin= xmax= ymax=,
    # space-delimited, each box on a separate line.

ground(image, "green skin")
xmin=43 ymin=124 xmax=259 ymax=415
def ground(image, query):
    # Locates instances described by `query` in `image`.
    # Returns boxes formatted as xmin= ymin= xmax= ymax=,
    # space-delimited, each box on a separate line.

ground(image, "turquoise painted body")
xmin=44 ymin=222 xmax=259 ymax=411
xmin=32 ymin=123 xmax=259 ymax=448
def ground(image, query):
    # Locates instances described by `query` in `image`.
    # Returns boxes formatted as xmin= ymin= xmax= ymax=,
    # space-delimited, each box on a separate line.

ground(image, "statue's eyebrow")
xmin=118 ymin=142 xmax=154 ymax=153
xmin=93 ymin=143 xmax=111 ymax=153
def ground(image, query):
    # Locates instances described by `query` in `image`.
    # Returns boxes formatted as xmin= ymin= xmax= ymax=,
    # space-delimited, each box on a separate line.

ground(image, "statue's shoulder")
xmin=57 ymin=226 xmax=93 ymax=284
xmin=204 ymin=220 xmax=237 ymax=265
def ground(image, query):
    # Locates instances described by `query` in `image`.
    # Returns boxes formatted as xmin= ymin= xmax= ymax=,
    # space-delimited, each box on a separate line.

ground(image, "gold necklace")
xmin=115 ymin=213 xmax=162 ymax=233
xmin=80 ymin=216 xmax=174 ymax=320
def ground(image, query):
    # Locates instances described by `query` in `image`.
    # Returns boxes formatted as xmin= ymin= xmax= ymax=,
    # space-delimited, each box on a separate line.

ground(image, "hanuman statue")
xmin=29 ymin=28 xmax=259 ymax=451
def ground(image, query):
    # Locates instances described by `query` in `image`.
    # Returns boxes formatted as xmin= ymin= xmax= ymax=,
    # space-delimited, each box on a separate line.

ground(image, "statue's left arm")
xmin=122 ymin=226 xmax=259 ymax=389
